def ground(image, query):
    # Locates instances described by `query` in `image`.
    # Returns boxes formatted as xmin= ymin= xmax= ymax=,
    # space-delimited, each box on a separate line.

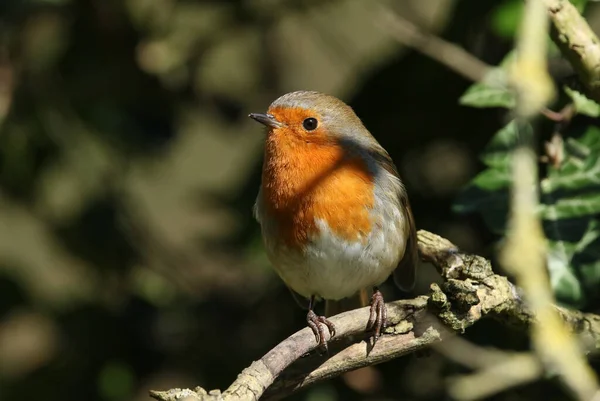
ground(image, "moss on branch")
xmin=149 ymin=230 xmax=600 ymax=401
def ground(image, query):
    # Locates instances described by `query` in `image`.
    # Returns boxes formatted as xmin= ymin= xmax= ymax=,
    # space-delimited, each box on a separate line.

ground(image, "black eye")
xmin=302 ymin=117 xmax=318 ymax=131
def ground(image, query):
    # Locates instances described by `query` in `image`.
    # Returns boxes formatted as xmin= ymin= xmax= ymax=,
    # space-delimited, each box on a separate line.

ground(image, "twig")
xmin=149 ymin=230 xmax=600 ymax=401
xmin=433 ymin=335 xmax=544 ymax=400
xmin=448 ymin=353 xmax=543 ymax=401
xmin=377 ymin=5 xmax=492 ymax=82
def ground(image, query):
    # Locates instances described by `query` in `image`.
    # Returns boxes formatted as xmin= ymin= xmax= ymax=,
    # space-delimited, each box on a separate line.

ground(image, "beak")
xmin=248 ymin=113 xmax=283 ymax=129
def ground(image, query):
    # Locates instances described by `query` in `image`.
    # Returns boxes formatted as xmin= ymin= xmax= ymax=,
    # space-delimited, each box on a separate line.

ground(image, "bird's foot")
xmin=307 ymin=309 xmax=336 ymax=352
xmin=366 ymin=287 xmax=387 ymax=343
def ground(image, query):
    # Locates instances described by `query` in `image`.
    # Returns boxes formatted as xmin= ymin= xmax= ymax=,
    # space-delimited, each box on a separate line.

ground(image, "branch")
xmin=149 ymin=230 xmax=600 ymax=401
xmin=377 ymin=5 xmax=491 ymax=82
xmin=544 ymin=0 xmax=600 ymax=103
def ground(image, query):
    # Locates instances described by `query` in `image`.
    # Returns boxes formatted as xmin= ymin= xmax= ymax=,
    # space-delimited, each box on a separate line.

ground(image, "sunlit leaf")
xmin=459 ymin=52 xmax=516 ymax=109
xmin=459 ymin=69 xmax=515 ymax=108
xmin=564 ymin=86 xmax=600 ymax=117
xmin=575 ymin=220 xmax=600 ymax=252
xmin=541 ymin=195 xmax=600 ymax=220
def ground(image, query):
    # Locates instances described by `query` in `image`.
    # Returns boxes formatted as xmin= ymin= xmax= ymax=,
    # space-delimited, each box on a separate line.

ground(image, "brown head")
xmin=248 ymin=91 xmax=382 ymax=151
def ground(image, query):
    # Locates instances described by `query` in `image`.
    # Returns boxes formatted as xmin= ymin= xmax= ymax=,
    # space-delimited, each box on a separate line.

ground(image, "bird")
xmin=249 ymin=90 xmax=418 ymax=351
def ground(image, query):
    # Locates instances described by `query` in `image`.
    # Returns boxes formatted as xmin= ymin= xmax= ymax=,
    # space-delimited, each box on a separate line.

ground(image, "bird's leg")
xmin=306 ymin=295 xmax=336 ymax=351
xmin=366 ymin=286 xmax=387 ymax=342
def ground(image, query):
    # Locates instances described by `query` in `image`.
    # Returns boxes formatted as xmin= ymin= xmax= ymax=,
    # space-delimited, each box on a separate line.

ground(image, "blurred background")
xmin=1 ymin=0 xmax=599 ymax=400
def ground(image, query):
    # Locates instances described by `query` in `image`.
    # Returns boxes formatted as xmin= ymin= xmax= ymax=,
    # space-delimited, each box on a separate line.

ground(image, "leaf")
xmin=580 ymin=261 xmax=600 ymax=293
xmin=454 ymin=119 xmax=600 ymax=308
xmin=453 ymin=183 xmax=510 ymax=235
xmin=459 ymin=52 xmax=516 ymax=109
xmin=459 ymin=69 xmax=515 ymax=108
xmin=547 ymin=240 xmax=585 ymax=307
xmin=564 ymin=86 xmax=600 ymax=117
xmin=541 ymin=195 xmax=600 ymax=220
xmin=573 ymin=124 xmax=600 ymax=150
xmin=479 ymin=120 xmax=533 ymax=168
xmin=575 ymin=220 xmax=600 ymax=253
xmin=544 ymin=219 xmax=600 ymax=307
xmin=452 ymin=121 xmax=522 ymax=235
xmin=471 ymin=167 xmax=512 ymax=191
xmin=541 ymin=126 xmax=600 ymax=193
xmin=454 ymin=52 xmax=600 ymax=308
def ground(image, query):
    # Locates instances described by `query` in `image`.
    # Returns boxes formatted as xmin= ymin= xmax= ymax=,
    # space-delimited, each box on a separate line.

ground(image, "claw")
xmin=306 ymin=296 xmax=335 ymax=352
xmin=307 ymin=310 xmax=336 ymax=352
xmin=366 ymin=287 xmax=387 ymax=343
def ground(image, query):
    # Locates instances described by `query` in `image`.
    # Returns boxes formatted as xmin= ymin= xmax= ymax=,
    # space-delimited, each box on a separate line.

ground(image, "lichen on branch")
xmin=149 ymin=230 xmax=600 ymax=401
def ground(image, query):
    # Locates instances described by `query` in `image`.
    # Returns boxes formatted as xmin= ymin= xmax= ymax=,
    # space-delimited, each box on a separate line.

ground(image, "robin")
xmin=249 ymin=91 xmax=418 ymax=350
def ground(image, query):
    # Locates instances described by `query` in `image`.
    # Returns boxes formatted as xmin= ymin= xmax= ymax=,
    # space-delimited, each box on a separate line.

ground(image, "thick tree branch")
xmin=544 ymin=0 xmax=600 ymax=103
xmin=149 ymin=230 xmax=600 ymax=401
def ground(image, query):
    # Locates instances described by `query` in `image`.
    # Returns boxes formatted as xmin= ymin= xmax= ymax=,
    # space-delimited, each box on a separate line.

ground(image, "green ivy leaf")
xmin=459 ymin=69 xmax=515 ymax=109
xmin=453 ymin=120 xmax=524 ymax=235
xmin=453 ymin=184 xmax=509 ymax=235
xmin=575 ymin=220 xmax=600 ymax=252
xmin=454 ymin=121 xmax=600 ymax=308
xmin=541 ymin=195 xmax=600 ymax=220
xmin=564 ymin=86 xmax=600 ymax=117
xmin=459 ymin=52 xmax=516 ymax=109
xmin=479 ymin=120 xmax=533 ymax=168
xmin=455 ymin=48 xmax=600 ymax=308
xmin=580 ymin=261 xmax=600 ymax=294
xmin=541 ymin=126 xmax=600 ymax=193
xmin=471 ymin=167 xmax=512 ymax=191
xmin=545 ymin=219 xmax=600 ymax=307
xmin=547 ymin=240 xmax=585 ymax=307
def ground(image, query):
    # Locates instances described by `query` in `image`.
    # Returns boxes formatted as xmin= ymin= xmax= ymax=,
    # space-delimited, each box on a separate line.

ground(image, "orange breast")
xmin=260 ymin=130 xmax=375 ymax=250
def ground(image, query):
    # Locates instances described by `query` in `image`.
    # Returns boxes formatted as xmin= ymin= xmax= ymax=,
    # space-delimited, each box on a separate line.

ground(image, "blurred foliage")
xmin=490 ymin=0 xmax=588 ymax=39
xmin=454 ymin=51 xmax=600 ymax=309
xmin=0 ymin=0 xmax=599 ymax=401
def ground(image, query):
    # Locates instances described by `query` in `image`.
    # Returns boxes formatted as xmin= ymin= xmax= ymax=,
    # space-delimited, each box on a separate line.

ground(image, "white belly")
xmin=264 ymin=210 xmax=407 ymax=301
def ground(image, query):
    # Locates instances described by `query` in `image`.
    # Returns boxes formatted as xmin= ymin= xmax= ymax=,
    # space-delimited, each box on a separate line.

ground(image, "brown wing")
xmin=369 ymin=145 xmax=419 ymax=293
xmin=393 ymin=194 xmax=418 ymax=292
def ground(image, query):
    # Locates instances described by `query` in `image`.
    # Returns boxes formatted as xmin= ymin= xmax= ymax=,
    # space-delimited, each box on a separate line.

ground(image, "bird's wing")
xmin=370 ymin=146 xmax=419 ymax=293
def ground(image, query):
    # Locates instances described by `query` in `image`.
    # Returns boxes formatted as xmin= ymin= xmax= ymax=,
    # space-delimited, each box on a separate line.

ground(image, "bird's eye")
xmin=302 ymin=117 xmax=318 ymax=131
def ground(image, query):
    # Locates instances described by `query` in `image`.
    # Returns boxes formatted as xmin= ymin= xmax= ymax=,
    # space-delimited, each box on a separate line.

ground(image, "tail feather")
xmin=324 ymin=288 xmax=370 ymax=317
